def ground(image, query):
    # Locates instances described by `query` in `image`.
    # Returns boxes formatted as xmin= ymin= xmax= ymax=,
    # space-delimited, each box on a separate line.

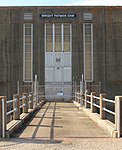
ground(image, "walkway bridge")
xmin=0 ymin=90 xmax=122 ymax=140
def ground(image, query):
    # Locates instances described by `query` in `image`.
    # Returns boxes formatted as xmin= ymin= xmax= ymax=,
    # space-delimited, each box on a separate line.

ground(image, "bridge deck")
xmin=14 ymin=102 xmax=109 ymax=139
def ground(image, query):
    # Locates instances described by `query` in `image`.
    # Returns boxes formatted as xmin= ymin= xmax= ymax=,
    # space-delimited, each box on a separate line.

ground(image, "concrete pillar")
xmin=100 ymin=93 xmax=106 ymax=119
xmin=13 ymin=94 xmax=20 ymax=120
xmin=115 ymin=96 xmax=122 ymax=138
xmin=22 ymin=93 xmax=28 ymax=113
xmin=29 ymin=92 xmax=33 ymax=109
xmin=91 ymin=92 xmax=96 ymax=113
xmin=0 ymin=96 xmax=7 ymax=138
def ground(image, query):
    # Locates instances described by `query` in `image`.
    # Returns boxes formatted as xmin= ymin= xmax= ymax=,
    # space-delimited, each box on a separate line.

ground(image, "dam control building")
xmin=0 ymin=6 xmax=122 ymax=100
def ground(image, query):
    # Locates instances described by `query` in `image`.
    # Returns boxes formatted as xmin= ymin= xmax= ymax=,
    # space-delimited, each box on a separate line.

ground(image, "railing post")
xmin=78 ymin=92 xmax=80 ymax=103
xmin=85 ymin=91 xmax=87 ymax=108
xmin=115 ymin=96 xmax=122 ymax=138
xmin=100 ymin=93 xmax=106 ymax=119
xmin=0 ymin=96 xmax=7 ymax=138
xmin=91 ymin=92 xmax=96 ymax=113
xmin=75 ymin=92 xmax=76 ymax=102
xmin=22 ymin=93 xmax=28 ymax=113
xmin=29 ymin=92 xmax=33 ymax=109
xmin=80 ymin=93 xmax=83 ymax=106
xmin=76 ymin=92 xmax=78 ymax=102
xmin=79 ymin=93 xmax=81 ymax=104
xmin=13 ymin=94 xmax=20 ymax=120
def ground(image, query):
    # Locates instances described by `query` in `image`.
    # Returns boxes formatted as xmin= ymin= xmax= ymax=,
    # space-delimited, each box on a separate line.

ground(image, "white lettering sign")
xmin=40 ymin=14 xmax=76 ymax=18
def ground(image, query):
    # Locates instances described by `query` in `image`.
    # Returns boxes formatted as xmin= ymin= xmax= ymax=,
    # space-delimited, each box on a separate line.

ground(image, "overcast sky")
xmin=0 ymin=0 xmax=122 ymax=6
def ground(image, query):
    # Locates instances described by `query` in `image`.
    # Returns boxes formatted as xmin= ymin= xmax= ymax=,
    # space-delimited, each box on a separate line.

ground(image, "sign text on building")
xmin=40 ymin=14 xmax=76 ymax=18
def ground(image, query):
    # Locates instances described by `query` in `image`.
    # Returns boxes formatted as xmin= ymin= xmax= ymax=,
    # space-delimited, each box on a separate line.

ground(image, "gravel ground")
xmin=0 ymin=137 xmax=122 ymax=150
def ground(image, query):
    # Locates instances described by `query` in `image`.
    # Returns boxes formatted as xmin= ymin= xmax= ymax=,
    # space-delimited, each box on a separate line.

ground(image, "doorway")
xmin=45 ymin=23 xmax=72 ymax=101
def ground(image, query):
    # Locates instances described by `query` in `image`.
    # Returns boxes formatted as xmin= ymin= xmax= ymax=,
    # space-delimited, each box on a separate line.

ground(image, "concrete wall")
xmin=0 ymin=6 xmax=122 ymax=99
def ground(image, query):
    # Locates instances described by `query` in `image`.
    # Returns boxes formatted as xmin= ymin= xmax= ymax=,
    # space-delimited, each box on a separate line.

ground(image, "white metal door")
xmin=45 ymin=23 xmax=72 ymax=101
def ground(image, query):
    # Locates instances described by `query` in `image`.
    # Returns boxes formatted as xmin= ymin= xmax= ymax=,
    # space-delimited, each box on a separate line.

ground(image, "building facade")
xmin=0 ymin=6 xmax=122 ymax=100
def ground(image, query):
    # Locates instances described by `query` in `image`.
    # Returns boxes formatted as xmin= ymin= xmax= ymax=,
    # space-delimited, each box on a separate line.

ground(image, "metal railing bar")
xmin=93 ymin=103 xmax=100 ymax=109
xmin=20 ymin=96 xmax=26 ymax=100
xmin=83 ymin=99 xmax=85 ymax=101
xmin=28 ymin=101 xmax=32 ymax=104
xmin=93 ymin=96 xmax=100 ymax=100
xmin=6 ymin=108 xmax=18 ymax=116
xmin=20 ymin=103 xmax=26 ymax=109
xmin=86 ymin=101 xmax=91 ymax=104
xmin=102 ymin=107 xmax=115 ymax=116
xmin=6 ymin=98 xmax=18 ymax=104
xmin=28 ymin=95 xmax=32 ymax=98
xmin=102 ymin=98 xmax=115 ymax=104
xmin=86 ymin=94 xmax=91 ymax=97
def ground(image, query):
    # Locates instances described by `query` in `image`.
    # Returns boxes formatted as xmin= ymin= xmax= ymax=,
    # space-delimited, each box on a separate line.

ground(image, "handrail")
xmin=102 ymin=107 xmax=115 ymax=116
xmin=74 ymin=91 xmax=115 ymax=124
xmin=86 ymin=94 xmax=91 ymax=97
xmin=20 ymin=103 xmax=26 ymax=109
xmin=6 ymin=98 xmax=18 ymax=104
xmin=93 ymin=103 xmax=100 ymax=109
xmin=102 ymin=98 xmax=115 ymax=104
xmin=83 ymin=99 xmax=85 ymax=102
xmin=93 ymin=96 xmax=100 ymax=100
xmin=28 ymin=100 xmax=32 ymax=104
xmin=5 ymin=94 xmax=31 ymax=119
xmin=6 ymin=108 xmax=18 ymax=116
xmin=20 ymin=96 xmax=26 ymax=100
xmin=28 ymin=95 xmax=32 ymax=98
xmin=0 ymin=85 xmax=43 ymax=138
xmin=86 ymin=100 xmax=91 ymax=104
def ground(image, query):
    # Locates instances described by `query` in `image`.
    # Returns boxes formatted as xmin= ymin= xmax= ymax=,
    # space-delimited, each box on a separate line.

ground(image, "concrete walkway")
xmin=14 ymin=102 xmax=109 ymax=140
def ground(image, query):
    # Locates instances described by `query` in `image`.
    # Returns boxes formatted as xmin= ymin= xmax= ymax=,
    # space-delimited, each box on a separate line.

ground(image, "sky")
xmin=0 ymin=0 xmax=122 ymax=6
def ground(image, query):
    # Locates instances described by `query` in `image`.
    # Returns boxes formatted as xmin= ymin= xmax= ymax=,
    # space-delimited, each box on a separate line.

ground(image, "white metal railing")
xmin=6 ymin=108 xmax=18 ymax=116
xmin=93 ymin=96 xmax=100 ymax=100
xmin=102 ymin=98 xmax=115 ymax=104
xmin=6 ymin=96 xmax=27 ymax=116
xmin=74 ymin=91 xmax=122 ymax=138
xmin=20 ymin=103 xmax=26 ymax=109
xmin=74 ymin=91 xmax=115 ymax=123
xmin=86 ymin=100 xmax=91 ymax=104
xmin=93 ymin=103 xmax=100 ymax=109
xmin=19 ymin=96 xmax=26 ymax=109
xmin=0 ymin=91 xmax=41 ymax=138
xmin=6 ymin=98 xmax=18 ymax=104
xmin=102 ymin=107 xmax=115 ymax=116
xmin=87 ymin=94 xmax=91 ymax=97
xmin=6 ymin=98 xmax=18 ymax=116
